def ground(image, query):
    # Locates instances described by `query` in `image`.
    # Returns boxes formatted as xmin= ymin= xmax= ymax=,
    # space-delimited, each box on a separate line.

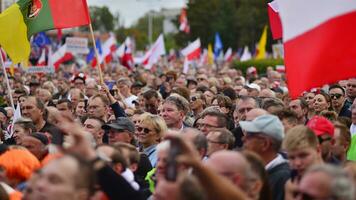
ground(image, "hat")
xmin=0 ymin=107 xmax=7 ymax=118
xmin=240 ymin=114 xmax=284 ymax=141
xmin=307 ymin=116 xmax=334 ymax=137
xmin=245 ymin=83 xmax=261 ymax=92
xmin=102 ymin=117 xmax=135 ymax=133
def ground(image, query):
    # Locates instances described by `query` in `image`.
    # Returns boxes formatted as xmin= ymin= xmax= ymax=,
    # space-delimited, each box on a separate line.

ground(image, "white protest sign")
xmin=65 ymin=37 xmax=89 ymax=54
xmin=26 ymin=66 xmax=54 ymax=74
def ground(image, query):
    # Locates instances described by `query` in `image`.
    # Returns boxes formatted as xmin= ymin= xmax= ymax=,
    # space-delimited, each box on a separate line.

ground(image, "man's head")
xmin=296 ymin=164 xmax=355 ymax=200
xmin=275 ymin=109 xmax=299 ymax=133
xmin=288 ymin=98 xmax=308 ymax=121
xmin=35 ymin=88 xmax=52 ymax=104
xmin=261 ymin=97 xmax=285 ymax=114
xmin=240 ymin=114 xmax=284 ymax=158
xmin=143 ymin=89 xmax=161 ymax=114
xmin=329 ymin=84 xmax=346 ymax=110
xmin=206 ymin=128 xmax=235 ymax=156
xmin=307 ymin=116 xmax=334 ymax=161
xmin=84 ymin=117 xmax=105 ymax=145
xmin=117 ymin=77 xmax=132 ymax=96
xmin=282 ymin=125 xmax=321 ymax=176
xmin=161 ymin=95 xmax=189 ymax=129
xmin=199 ymin=110 xmax=227 ymax=135
xmin=72 ymin=75 xmax=86 ymax=91
xmin=88 ymin=94 xmax=109 ymax=120
xmin=245 ymin=83 xmax=260 ymax=97
xmin=21 ymin=96 xmax=45 ymax=124
xmin=85 ymin=81 xmax=98 ymax=98
xmin=235 ymin=96 xmax=259 ymax=122
xmin=346 ymin=78 xmax=356 ymax=101
xmin=20 ymin=133 xmax=49 ymax=161
xmin=205 ymin=150 xmax=253 ymax=192
xmin=56 ymin=99 xmax=73 ymax=118
xmin=102 ymin=117 xmax=135 ymax=145
xmin=332 ymin=123 xmax=351 ymax=161
xmin=27 ymin=155 xmax=95 ymax=200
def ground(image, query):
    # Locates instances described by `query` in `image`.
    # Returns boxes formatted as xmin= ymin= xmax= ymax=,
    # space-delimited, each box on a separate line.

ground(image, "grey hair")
xmin=306 ymin=164 xmax=355 ymax=200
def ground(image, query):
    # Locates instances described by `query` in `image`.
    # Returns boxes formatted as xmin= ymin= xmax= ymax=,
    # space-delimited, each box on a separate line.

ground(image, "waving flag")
xmin=224 ymin=48 xmax=233 ymax=62
xmin=240 ymin=46 xmax=252 ymax=62
xmin=268 ymin=0 xmax=283 ymax=40
xmin=51 ymin=45 xmax=73 ymax=70
xmin=0 ymin=0 xmax=90 ymax=64
xmin=207 ymin=44 xmax=214 ymax=64
xmin=278 ymin=0 xmax=356 ymax=98
xmin=142 ymin=34 xmax=166 ymax=69
xmin=179 ymin=8 xmax=190 ymax=33
xmin=181 ymin=38 xmax=201 ymax=61
xmin=214 ymin=33 xmax=223 ymax=58
xmin=256 ymin=26 xmax=268 ymax=59
xmin=33 ymin=32 xmax=51 ymax=48
xmin=120 ymin=37 xmax=134 ymax=70
xmin=37 ymin=49 xmax=46 ymax=66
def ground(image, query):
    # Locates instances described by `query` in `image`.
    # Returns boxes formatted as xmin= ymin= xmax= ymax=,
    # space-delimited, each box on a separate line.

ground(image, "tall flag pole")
xmin=0 ymin=50 xmax=15 ymax=109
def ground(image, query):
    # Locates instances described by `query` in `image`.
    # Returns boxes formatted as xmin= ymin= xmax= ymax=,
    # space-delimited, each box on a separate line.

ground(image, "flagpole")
xmin=0 ymin=55 xmax=15 ymax=109
xmin=88 ymin=23 xmax=104 ymax=84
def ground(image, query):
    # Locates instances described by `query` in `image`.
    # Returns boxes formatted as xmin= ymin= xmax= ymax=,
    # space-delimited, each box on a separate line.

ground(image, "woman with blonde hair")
xmin=138 ymin=113 xmax=167 ymax=167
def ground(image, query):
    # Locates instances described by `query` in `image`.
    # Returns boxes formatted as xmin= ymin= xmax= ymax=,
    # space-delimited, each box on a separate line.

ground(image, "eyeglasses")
xmin=330 ymin=93 xmax=343 ymax=99
xmin=137 ymin=127 xmax=153 ymax=134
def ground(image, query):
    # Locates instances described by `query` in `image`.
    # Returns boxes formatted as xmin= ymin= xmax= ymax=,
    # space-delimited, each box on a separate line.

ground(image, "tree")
xmin=90 ymin=6 xmax=115 ymax=32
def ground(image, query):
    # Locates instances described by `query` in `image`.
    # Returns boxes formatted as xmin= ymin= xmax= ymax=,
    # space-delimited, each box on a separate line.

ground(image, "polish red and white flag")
xmin=142 ymin=34 xmax=166 ymax=69
xmin=37 ymin=49 xmax=46 ymax=66
xmin=224 ymin=48 xmax=233 ymax=62
xmin=268 ymin=0 xmax=282 ymax=39
xmin=181 ymin=38 xmax=201 ymax=61
xmin=278 ymin=0 xmax=356 ymax=98
xmin=179 ymin=8 xmax=190 ymax=33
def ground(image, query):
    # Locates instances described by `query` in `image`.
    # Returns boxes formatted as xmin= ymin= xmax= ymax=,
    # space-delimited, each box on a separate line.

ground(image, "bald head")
xmin=245 ymin=108 xmax=268 ymax=121
xmin=205 ymin=150 xmax=250 ymax=189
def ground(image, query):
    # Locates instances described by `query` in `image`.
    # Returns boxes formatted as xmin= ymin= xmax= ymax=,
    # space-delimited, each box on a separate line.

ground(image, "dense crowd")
xmin=0 ymin=62 xmax=355 ymax=200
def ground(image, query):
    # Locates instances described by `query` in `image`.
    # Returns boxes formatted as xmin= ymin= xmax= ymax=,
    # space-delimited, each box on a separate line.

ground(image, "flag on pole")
xmin=224 ymin=48 xmax=233 ymax=62
xmin=101 ymin=33 xmax=117 ymax=64
xmin=240 ymin=46 xmax=252 ymax=62
xmin=179 ymin=8 xmax=190 ymax=33
xmin=181 ymin=38 xmax=201 ymax=61
xmin=142 ymin=34 xmax=166 ymax=69
xmin=0 ymin=0 xmax=90 ymax=64
xmin=278 ymin=0 xmax=356 ymax=98
xmin=32 ymin=32 xmax=51 ymax=48
xmin=214 ymin=32 xmax=223 ymax=59
xmin=37 ymin=49 xmax=46 ymax=66
xmin=256 ymin=26 xmax=268 ymax=59
xmin=51 ymin=45 xmax=73 ymax=70
xmin=120 ymin=37 xmax=134 ymax=70
xmin=207 ymin=44 xmax=214 ymax=65
xmin=268 ymin=0 xmax=282 ymax=40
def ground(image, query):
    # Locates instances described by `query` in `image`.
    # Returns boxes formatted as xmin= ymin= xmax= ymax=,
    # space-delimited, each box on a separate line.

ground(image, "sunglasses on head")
xmin=330 ymin=93 xmax=342 ymax=99
xmin=137 ymin=127 xmax=152 ymax=134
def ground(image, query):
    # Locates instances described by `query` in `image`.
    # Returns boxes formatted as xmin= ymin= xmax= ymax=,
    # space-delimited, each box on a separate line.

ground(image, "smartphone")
xmin=165 ymin=140 xmax=181 ymax=182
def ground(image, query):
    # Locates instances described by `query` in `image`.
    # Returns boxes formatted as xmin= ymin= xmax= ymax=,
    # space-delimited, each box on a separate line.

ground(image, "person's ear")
xmin=249 ymin=180 xmax=263 ymax=197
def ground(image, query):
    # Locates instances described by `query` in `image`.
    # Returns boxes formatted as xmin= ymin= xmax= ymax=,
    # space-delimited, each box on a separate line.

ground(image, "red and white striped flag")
xmin=120 ymin=37 xmax=134 ymax=70
xmin=51 ymin=45 xmax=73 ymax=71
xmin=224 ymin=48 xmax=233 ymax=62
xmin=37 ymin=49 xmax=46 ymax=66
xmin=181 ymin=38 xmax=201 ymax=61
xmin=179 ymin=8 xmax=190 ymax=34
xmin=268 ymin=0 xmax=282 ymax=40
xmin=142 ymin=34 xmax=166 ymax=69
xmin=279 ymin=0 xmax=356 ymax=98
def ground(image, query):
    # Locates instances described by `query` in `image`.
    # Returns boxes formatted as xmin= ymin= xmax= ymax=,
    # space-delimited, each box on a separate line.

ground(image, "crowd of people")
xmin=0 ymin=62 xmax=355 ymax=200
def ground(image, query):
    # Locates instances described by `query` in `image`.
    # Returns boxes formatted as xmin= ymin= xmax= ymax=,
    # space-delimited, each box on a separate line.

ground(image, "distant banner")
xmin=26 ymin=66 xmax=54 ymax=74
xmin=65 ymin=37 xmax=89 ymax=54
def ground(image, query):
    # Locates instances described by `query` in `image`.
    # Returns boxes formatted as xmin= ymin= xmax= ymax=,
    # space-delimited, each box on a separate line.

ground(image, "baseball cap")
xmin=102 ymin=117 xmax=135 ymax=133
xmin=307 ymin=116 xmax=334 ymax=137
xmin=245 ymin=83 xmax=261 ymax=92
xmin=239 ymin=114 xmax=284 ymax=141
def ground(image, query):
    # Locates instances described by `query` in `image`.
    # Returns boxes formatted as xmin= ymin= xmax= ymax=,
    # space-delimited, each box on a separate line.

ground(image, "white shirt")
xmin=124 ymin=95 xmax=138 ymax=108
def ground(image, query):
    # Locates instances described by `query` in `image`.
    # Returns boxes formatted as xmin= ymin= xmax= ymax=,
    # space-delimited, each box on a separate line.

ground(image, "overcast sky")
xmin=87 ymin=0 xmax=187 ymax=27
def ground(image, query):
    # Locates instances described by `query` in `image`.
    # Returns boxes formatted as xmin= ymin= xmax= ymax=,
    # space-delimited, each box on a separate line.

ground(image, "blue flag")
xmin=33 ymin=32 xmax=51 ymax=48
xmin=86 ymin=39 xmax=102 ymax=63
xmin=214 ymin=32 xmax=223 ymax=58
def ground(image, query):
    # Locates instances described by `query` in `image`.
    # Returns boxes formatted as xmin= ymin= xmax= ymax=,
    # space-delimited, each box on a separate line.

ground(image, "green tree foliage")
xmin=176 ymin=0 xmax=271 ymax=50
xmin=90 ymin=6 xmax=115 ymax=32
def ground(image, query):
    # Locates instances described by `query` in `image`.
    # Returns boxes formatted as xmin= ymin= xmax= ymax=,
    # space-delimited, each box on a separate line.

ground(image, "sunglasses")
xmin=330 ymin=93 xmax=343 ymax=99
xmin=137 ymin=127 xmax=153 ymax=134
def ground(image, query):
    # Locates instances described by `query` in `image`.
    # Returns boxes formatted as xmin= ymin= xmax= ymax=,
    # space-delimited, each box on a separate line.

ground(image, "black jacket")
xmin=267 ymin=162 xmax=290 ymax=200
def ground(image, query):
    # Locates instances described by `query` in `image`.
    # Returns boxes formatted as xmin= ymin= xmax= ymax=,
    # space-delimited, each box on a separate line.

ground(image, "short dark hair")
xmin=261 ymin=98 xmax=284 ymax=111
xmin=57 ymin=99 xmax=73 ymax=110
xmin=91 ymin=94 xmax=110 ymax=106
xmin=202 ymin=110 xmax=227 ymax=128
xmin=86 ymin=116 xmax=105 ymax=127
xmin=143 ymin=89 xmax=159 ymax=100
xmin=222 ymin=87 xmax=237 ymax=101
xmin=164 ymin=95 xmax=190 ymax=114
xmin=209 ymin=128 xmax=235 ymax=150
xmin=329 ymin=84 xmax=346 ymax=95
xmin=276 ymin=109 xmax=298 ymax=125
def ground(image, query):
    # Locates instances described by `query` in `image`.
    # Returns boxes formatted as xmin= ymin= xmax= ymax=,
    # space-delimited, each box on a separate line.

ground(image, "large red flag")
xmin=278 ymin=0 xmax=356 ymax=98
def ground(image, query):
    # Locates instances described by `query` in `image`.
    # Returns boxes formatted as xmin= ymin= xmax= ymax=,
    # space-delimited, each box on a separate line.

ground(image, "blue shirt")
xmin=143 ymin=144 xmax=157 ymax=167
